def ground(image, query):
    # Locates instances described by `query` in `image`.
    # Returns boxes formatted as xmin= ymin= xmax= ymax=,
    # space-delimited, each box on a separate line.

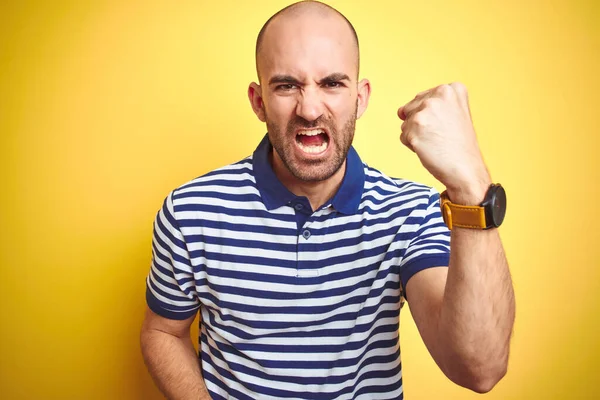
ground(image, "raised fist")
xmin=398 ymin=82 xmax=491 ymax=204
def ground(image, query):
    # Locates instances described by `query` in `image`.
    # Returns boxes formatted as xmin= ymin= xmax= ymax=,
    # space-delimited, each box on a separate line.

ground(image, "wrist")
xmin=445 ymin=179 xmax=491 ymax=205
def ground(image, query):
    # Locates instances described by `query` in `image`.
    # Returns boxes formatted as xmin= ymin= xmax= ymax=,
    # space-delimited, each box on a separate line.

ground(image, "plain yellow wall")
xmin=1 ymin=1 xmax=598 ymax=399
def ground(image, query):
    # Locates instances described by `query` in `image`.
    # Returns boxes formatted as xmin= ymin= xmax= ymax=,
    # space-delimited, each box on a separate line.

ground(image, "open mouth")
xmin=295 ymin=129 xmax=329 ymax=154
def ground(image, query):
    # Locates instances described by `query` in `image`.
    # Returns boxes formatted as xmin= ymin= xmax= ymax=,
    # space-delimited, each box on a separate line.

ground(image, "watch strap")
xmin=440 ymin=190 xmax=487 ymax=230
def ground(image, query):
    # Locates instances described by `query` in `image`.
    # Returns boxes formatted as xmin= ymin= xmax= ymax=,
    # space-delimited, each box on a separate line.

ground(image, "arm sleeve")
xmin=399 ymin=188 xmax=451 ymax=294
xmin=145 ymin=191 xmax=201 ymax=320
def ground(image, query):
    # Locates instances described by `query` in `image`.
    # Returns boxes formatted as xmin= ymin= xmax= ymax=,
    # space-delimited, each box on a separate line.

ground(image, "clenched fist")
xmin=398 ymin=82 xmax=492 ymax=205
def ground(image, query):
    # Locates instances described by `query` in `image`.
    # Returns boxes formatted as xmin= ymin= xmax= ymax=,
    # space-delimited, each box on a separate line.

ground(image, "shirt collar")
xmin=252 ymin=134 xmax=365 ymax=214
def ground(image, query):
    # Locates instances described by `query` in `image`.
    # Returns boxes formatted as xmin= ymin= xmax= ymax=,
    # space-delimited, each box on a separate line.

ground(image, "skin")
xmin=140 ymin=310 xmax=209 ymax=400
xmin=398 ymin=83 xmax=515 ymax=392
xmin=141 ymin=2 xmax=515 ymax=398
xmin=248 ymin=3 xmax=371 ymax=211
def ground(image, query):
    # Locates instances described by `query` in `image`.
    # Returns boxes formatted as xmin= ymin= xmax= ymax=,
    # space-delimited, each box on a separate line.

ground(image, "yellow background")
xmin=1 ymin=0 xmax=598 ymax=399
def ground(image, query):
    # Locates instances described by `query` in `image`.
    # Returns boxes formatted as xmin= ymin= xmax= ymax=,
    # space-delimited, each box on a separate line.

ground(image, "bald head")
xmin=255 ymin=1 xmax=360 ymax=82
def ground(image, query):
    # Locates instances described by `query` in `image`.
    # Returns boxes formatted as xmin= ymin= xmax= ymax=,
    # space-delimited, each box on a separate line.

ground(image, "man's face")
xmin=252 ymin=13 xmax=369 ymax=182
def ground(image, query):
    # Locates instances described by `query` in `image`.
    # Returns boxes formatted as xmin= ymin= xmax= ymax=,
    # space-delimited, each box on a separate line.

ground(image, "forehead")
xmin=258 ymin=13 xmax=358 ymax=81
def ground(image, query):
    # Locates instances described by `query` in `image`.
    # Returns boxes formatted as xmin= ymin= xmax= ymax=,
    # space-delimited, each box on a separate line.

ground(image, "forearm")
xmin=438 ymin=226 xmax=515 ymax=390
xmin=141 ymin=329 xmax=211 ymax=400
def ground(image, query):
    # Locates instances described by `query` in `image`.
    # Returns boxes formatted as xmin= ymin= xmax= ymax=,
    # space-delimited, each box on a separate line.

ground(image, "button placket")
xmin=297 ymin=226 xmax=318 ymax=277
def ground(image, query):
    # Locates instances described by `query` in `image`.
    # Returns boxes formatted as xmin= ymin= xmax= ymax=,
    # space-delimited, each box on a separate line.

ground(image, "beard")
xmin=265 ymin=105 xmax=357 ymax=182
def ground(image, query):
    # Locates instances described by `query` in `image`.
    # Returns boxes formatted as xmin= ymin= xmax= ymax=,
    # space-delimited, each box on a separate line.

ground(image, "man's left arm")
xmin=398 ymin=82 xmax=516 ymax=393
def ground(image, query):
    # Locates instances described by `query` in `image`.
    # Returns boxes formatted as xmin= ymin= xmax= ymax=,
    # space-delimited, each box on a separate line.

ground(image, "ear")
xmin=248 ymin=82 xmax=266 ymax=122
xmin=356 ymin=78 xmax=371 ymax=119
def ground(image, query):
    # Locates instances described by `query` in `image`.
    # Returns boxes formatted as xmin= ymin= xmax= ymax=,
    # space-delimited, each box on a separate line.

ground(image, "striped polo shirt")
xmin=146 ymin=135 xmax=451 ymax=399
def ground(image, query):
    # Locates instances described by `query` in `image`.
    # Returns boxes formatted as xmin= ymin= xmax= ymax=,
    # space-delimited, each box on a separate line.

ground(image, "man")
xmin=140 ymin=1 xmax=515 ymax=399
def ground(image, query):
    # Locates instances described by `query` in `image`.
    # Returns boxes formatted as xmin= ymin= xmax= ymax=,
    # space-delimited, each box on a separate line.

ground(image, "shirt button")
xmin=294 ymin=203 xmax=303 ymax=210
xmin=302 ymin=229 xmax=311 ymax=239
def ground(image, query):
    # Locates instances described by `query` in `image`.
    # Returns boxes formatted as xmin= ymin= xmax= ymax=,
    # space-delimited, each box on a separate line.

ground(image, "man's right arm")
xmin=140 ymin=306 xmax=211 ymax=400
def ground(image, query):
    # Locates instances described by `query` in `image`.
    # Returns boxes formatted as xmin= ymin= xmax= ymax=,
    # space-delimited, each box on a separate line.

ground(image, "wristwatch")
xmin=440 ymin=184 xmax=507 ymax=230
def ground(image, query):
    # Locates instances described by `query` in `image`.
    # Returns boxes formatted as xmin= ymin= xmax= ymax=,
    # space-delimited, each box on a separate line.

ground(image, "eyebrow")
xmin=320 ymin=73 xmax=351 ymax=85
xmin=268 ymin=73 xmax=351 ymax=86
xmin=268 ymin=75 xmax=300 ymax=86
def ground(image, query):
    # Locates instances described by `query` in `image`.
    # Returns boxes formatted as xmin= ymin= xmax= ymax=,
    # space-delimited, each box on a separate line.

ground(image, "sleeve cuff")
xmin=400 ymin=254 xmax=450 ymax=300
xmin=146 ymin=286 xmax=200 ymax=320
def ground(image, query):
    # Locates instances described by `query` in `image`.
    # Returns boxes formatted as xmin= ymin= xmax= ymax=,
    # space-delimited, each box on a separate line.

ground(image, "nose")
xmin=295 ymin=87 xmax=324 ymax=122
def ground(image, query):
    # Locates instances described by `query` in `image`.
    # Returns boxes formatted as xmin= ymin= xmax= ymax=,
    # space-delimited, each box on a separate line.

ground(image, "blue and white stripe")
xmin=146 ymin=136 xmax=450 ymax=399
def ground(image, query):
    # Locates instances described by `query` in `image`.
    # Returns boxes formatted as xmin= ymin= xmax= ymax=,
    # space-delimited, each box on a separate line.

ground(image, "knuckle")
xmin=400 ymin=131 xmax=408 ymax=145
xmin=400 ymin=132 xmax=415 ymax=152
xmin=436 ymin=84 xmax=452 ymax=97
xmin=422 ymin=97 xmax=439 ymax=110
xmin=451 ymin=81 xmax=468 ymax=97
xmin=412 ymin=113 xmax=426 ymax=127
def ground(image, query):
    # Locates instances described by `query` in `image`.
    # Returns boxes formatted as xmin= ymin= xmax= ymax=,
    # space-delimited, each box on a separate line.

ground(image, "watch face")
xmin=491 ymin=185 xmax=507 ymax=227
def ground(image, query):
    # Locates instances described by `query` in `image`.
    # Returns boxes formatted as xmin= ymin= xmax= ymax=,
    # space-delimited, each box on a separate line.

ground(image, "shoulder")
xmin=159 ymin=156 xmax=261 ymax=216
xmin=170 ymin=156 xmax=256 ymax=199
xmin=175 ymin=157 xmax=255 ymax=193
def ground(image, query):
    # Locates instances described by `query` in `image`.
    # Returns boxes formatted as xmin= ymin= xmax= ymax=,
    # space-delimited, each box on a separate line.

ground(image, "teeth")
xmin=296 ymin=128 xmax=328 ymax=154
xmin=297 ymin=140 xmax=328 ymax=154
xmin=297 ymin=129 xmax=325 ymax=137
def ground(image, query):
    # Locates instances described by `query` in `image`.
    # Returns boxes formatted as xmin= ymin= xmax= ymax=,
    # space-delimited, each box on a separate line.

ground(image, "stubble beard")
xmin=266 ymin=108 xmax=357 ymax=182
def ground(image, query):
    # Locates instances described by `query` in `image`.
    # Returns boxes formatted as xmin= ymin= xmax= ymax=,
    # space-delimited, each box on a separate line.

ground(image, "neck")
xmin=271 ymin=153 xmax=346 ymax=212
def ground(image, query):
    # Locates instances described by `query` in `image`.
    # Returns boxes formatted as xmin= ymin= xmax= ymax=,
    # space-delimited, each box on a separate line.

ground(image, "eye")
xmin=324 ymin=81 xmax=343 ymax=89
xmin=276 ymin=84 xmax=298 ymax=91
